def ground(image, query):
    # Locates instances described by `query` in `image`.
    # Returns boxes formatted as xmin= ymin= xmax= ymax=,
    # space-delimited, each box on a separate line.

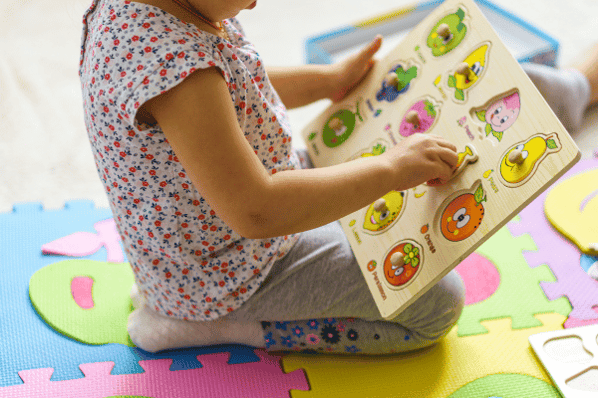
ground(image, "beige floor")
xmin=0 ymin=0 xmax=596 ymax=213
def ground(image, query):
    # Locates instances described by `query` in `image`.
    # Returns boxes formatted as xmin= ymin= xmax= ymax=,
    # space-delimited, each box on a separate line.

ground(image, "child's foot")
xmin=521 ymin=63 xmax=590 ymax=132
xmin=127 ymin=285 xmax=265 ymax=353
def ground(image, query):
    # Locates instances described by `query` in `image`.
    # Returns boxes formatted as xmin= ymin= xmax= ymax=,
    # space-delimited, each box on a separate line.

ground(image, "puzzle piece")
xmin=42 ymin=218 xmax=124 ymax=263
xmin=454 ymin=251 xmax=500 ymax=306
xmin=0 ymin=202 xmax=262 ymax=387
xmin=508 ymin=159 xmax=598 ymax=324
xmin=456 ymin=224 xmax=571 ymax=336
xmin=283 ymin=313 xmax=564 ymax=398
xmin=29 ymin=259 xmax=135 ymax=346
xmin=0 ymin=350 xmax=309 ymax=398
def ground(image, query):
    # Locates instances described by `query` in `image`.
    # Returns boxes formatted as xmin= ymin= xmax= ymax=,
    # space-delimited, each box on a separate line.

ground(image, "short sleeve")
xmin=121 ymin=23 xmax=231 ymax=132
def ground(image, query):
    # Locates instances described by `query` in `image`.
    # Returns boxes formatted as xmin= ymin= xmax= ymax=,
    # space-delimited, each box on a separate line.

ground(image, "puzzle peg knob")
xmin=373 ymin=198 xmax=388 ymax=212
xmin=456 ymin=62 xmax=471 ymax=77
xmin=390 ymin=252 xmax=405 ymax=267
xmin=384 ymin=72 xmax=399 ymax=88
xmin=328 ymin=117 xmax=343 ymax=131
xmin=437 ymin=23 xmax=451 ymax=40
xmin=406 ymin=110 xmax=420 ymax=128
xmin=508 ymin=149 xmax=525 ymax=165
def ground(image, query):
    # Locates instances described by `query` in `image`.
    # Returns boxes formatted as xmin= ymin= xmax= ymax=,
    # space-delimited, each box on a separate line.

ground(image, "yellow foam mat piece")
xmin=283 ymin=313 xmax=564 ymax=398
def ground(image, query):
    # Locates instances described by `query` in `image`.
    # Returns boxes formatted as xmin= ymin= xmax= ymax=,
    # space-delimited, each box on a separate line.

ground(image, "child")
xmin=79 ymin=0 xmax=597 ymax=354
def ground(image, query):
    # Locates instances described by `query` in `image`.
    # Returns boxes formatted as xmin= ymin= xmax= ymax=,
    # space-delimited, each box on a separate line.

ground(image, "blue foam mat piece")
xmin=0 ymin=201 xmax=260 ymax=388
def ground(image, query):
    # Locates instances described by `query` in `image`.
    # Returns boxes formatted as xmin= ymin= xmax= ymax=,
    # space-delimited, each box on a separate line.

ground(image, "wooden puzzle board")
xmin=529 ymin=324 xmax=598 ymax=397
xmin=301 ymin=0 xmax=580 ymax=319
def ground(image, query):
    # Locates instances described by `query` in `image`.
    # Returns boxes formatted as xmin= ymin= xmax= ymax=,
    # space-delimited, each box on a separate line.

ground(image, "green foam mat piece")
xmin=29 ymin=259 xmax=135 ymax=346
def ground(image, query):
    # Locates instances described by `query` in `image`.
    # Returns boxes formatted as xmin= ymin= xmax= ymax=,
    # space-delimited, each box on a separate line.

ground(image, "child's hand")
xmin=386 ymin=133 xmax=458 ymax=191
xmin=327 ymin=35 xmax=383 ymax=102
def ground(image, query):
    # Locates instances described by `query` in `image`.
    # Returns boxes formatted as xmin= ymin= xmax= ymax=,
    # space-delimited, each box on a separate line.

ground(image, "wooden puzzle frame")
xmin=301 ymin=0 xmax=580 ymax=319
xmin=305 ymin=0 xmax=559 ymax=67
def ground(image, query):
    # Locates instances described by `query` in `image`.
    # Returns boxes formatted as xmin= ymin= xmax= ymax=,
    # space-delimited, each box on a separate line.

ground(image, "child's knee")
xmin=393 ymin=270 xmax=465 ymax=343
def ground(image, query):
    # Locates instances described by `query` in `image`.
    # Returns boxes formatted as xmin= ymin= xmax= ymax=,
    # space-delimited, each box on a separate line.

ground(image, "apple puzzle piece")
xmin=427 ymin=8 xmax=468 ymax=57
xmin=322 ymin=102 xmax=364 ymax=148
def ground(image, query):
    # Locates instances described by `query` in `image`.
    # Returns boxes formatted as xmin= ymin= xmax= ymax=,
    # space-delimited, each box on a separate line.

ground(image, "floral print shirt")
xmin=79 ymin=0 xmax=301 ymax=320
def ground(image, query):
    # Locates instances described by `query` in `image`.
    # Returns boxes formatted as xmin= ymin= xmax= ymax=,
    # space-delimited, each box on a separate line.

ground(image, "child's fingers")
xmin=437 ymin=146 xmax=459 ymax=169
xmin=355 ymin=35 xmax=382 ymax=65
xmin=435 ymin=138 xmax=457 ymax=153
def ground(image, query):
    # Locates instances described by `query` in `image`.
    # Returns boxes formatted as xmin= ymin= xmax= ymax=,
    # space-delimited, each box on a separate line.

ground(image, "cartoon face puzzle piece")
xmin=436 ymin=180 xmax=487 ymax=242
xmin=376 ymin=62 xmax=418 ymax=103
xmin=544 ymin=167 xmax=598 ymax=256
xmin=471 ymin=89 xmax=521 ymax=142
xmin=498 ymin=132 xmax=561 ymax=187
xmin=447 ymin=42 xmax=491 ymax=101
xmin=362 ymin=190 xmax=407 ymax=235
xmin=382 ymin=240 xmax=423 ymax=289
xmin=427 ymin=7 xmax=468 ymax=56
xmin=399 ymin=96 xmax=441 ymax=137
xmin=427 ymin=144 xmax=479 ymax=186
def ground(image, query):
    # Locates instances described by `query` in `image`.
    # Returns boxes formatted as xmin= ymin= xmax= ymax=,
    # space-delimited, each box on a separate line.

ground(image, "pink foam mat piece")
xmin=508 ymin=158 xmax=598 ymax=324
xmin=454 ymin=252 xmax=500 ymax=306
xmin=2 ymin=350 xmax=309 ymax=397
xmin=42 ymin=218 xmax=124 ymax=263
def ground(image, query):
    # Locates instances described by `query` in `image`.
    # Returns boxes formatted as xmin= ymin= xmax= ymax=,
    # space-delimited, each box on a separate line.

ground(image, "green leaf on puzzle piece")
xmin=492 ymin=129 xmax=503 ymax=142
xmin=546 ymin=138 xmax=557 ymax=149
xmin=29 ymin=259 xmax=135 ymax=346
xmin=476 ymin=110 xmax=486 ymax=122
xmin=455 ymin=8 xmax=465 ymax=21
xmin=448 ymin=374 xmax=561 ymax=397
xmin=371 ymin=144 xmax=386 ymax=156
xmin=455 ymin=89 xmax=465 ymax=101
xmin=456 ymin=225 xmax=571 ymax=337
xmin=395 ymin=66 xmax=418 ymax=90
xmin=448 ymin=75 xmax=457 ymax=88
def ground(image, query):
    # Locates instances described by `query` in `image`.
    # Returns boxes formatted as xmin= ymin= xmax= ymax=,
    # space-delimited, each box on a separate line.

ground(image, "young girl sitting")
xmin=79 ymin=0 xmax=598 ymax=354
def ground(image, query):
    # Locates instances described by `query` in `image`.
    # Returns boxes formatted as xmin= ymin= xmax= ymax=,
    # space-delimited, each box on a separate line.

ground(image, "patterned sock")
xmin=261 ymin=317 xmax=429 ymax=355
xmin=521 ymin=63 xmax=590 ymax=132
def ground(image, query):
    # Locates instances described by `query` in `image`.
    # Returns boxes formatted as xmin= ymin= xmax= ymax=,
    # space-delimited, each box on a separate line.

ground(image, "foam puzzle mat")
xmin=1 ymin=157 xmax=597 ymax=397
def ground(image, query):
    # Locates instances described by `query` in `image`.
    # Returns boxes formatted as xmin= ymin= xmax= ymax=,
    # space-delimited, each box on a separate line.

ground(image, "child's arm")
xmin=267 ymin=35 xmax=383 ymax=109
xmin=142 ymin=65 xmax=457 ymax=239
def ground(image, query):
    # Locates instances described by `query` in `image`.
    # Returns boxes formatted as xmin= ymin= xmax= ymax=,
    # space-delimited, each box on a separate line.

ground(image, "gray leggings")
xmin=226 ymin=217 xmax=465 ymax=354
